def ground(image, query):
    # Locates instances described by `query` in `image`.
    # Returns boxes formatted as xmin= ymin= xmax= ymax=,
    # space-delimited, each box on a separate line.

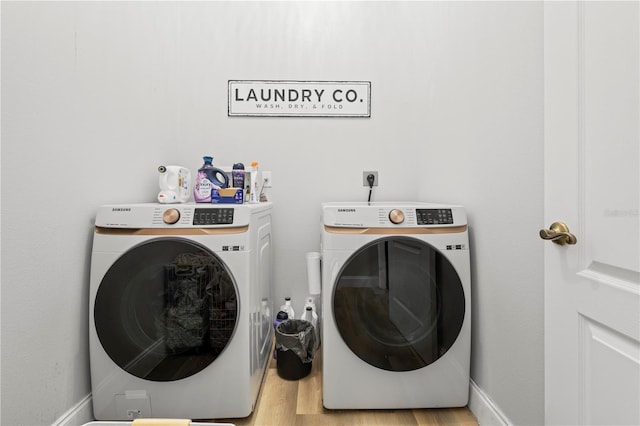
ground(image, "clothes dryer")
xmin=89 ymin=203 xmax=273 ymax=420
xmin=321 ymin=202 xmax=471 ymax=409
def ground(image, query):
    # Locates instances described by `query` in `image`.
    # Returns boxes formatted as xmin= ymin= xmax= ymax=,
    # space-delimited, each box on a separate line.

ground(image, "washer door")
xmin=333 ymin=236 xmax=465 ymax=371
xmin=94 ymin=238 xmax=238 ymax=381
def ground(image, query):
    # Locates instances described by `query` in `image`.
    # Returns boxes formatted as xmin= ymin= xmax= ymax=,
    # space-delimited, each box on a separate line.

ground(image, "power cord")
xmin=367 ymin=173 xmax=375 ymax=203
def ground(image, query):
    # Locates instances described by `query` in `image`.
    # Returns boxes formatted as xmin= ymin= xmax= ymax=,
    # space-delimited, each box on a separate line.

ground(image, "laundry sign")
xmin=228 ymin=80 xmax=371 ymax=117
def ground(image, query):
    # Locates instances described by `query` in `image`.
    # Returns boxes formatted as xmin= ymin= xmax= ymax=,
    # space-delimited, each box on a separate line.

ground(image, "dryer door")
xmin=94 ymin=238 xmax=238 ymax=381
xmin=333 ymin=236 xmax=465 ymax=371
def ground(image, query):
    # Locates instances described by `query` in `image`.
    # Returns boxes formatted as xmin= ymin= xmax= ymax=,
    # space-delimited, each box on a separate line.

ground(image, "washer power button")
xmin=389 ymin=209 xmax=405 ymax=224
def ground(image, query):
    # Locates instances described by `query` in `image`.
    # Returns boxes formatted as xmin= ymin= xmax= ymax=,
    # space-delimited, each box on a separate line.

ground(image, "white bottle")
xmin=303 ymin=296 xmax=316 ymax=314
xmin=301 ymin=306 xmax=319 ymax=350
xmin=279 ymin=297 xmax=295 ymax=320
xmin=301 ymin=305 xmax=318 ymax=326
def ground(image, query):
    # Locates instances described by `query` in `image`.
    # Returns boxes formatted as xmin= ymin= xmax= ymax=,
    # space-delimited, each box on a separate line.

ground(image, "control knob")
xmin=163 ymin=208 xmax=180 ymax=225
xmin=389 ymin=209 xmax=405 ymax=224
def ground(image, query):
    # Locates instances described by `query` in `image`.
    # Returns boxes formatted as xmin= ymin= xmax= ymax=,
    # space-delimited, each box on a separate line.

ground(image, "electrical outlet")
xmin=362 ymin=171 xmax=378 ymax=187
xmin=262 ymin=171 xmax=272 ymax=188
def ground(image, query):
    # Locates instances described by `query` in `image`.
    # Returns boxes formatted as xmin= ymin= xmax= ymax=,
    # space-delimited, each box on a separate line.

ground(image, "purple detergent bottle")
xmin=194 ymin=156 xmax=230 ymax=203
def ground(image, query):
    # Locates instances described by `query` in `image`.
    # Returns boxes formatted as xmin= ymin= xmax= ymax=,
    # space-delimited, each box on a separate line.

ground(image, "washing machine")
xmin=321 ymin=201 xmax=471 ymax=409
xmin=89 ymin=202 xmax=273 ymax=420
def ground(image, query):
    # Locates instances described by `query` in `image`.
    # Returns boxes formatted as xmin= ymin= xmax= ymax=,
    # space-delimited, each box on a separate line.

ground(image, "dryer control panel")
xmin=416 ymin=208 xmax=453 ymax=225
xmin=322 ymin=202 xmax=466 ymax=228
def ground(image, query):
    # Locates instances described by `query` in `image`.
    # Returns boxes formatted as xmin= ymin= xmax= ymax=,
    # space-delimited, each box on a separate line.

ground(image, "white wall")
xmin=0 ymin=2 xmax=543 ymax=425
xmin=415 ymin=3 xmax=544 ymax=425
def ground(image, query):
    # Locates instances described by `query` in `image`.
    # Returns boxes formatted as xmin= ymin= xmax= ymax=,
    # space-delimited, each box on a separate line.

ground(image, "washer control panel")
xmin=95 ymin=203 xmax=265 ymax=228
xmin=416 ymin=208 xmax=453 ymax=225
xmin=193 ymin=208 xmax=235 ymax=225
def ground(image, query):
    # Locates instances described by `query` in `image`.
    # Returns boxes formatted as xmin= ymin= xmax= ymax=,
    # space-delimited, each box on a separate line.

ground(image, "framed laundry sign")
xmin=228 ymin=80 xmax=371 ymax=117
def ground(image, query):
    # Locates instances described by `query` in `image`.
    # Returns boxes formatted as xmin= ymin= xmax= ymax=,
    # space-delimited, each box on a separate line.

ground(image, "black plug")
xmin=367 ymin=173 xmax=375 ymax=188
xmin=367 ymin=174 xmax=375 ymax=203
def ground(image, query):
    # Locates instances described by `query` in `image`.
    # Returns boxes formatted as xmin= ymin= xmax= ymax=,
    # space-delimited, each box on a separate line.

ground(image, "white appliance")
xmin=321 ymin=202 xmax=471 ymax=409
xmin=89 ymin=202 xmax=273 ymax=420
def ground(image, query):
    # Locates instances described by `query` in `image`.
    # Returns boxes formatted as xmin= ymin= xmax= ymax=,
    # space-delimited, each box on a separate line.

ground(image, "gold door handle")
xmin=539 ymin=222 xmax=577 ymax=245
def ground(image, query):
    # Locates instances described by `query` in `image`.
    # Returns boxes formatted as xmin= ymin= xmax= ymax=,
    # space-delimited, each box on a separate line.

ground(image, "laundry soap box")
xmin=211 ymin=187 xmax=244 ymax=204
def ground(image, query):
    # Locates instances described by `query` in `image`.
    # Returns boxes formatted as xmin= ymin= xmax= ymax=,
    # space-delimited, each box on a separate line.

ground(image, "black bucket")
xmin=276 ymin=347 xmax=312 ymax=380
xmin=275 ymin=319 xmax=316 ymax=380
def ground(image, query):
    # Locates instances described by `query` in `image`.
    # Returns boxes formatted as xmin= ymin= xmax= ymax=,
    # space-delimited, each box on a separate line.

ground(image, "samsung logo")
xmin=338 ymin=208 xmax=356 ymax=213
xmin=112 ymin=208 xmax=131 ymax=212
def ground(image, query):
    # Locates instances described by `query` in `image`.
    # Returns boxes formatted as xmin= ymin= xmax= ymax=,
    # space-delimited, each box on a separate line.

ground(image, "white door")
xmin=544 ymin=2 xmax=640 ymax=425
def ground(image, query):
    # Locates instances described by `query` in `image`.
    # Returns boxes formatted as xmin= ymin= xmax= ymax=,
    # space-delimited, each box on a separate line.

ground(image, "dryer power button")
xmin=163 ymin=208 xmax=181 ymax=224
xmin=389 ymin=209 xmax=405 ymax=224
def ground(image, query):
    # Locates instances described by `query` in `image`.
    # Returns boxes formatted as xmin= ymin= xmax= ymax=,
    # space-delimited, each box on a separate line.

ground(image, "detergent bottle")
xmin=157 ymin=165 xmax=191 ymax=203
xmin=194 ymin=156 xmax=230 ymax=203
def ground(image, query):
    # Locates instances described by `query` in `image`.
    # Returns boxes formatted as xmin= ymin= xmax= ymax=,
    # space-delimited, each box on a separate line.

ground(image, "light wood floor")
xmin=215 ymin=350 xmax=478 ymax=426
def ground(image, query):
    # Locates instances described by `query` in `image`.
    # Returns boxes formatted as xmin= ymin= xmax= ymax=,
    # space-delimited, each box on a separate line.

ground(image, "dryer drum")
xmin=333 ymin=236 xmax=465 ymax=372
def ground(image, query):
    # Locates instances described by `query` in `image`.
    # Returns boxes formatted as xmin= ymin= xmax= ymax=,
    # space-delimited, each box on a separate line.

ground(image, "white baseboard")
xmin=52 ymin=394 xmax=93 ymax=426
xmin=57 ymin=382 xmax=504 ymax=426
xmin=468 ymin=379 xmax=512 ymax=426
